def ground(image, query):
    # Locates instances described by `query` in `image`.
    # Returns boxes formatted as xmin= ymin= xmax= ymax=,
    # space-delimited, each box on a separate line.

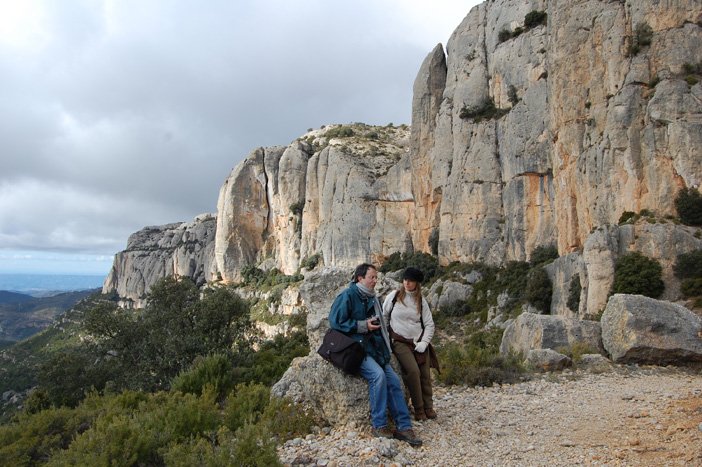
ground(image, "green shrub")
xmin=379 ymin=251 xmax=440 ymax=282
xmin=635 ymin=22 xmax=653 ymax=47
xmin=0 ymin=405 xmax=96 ymax=465
xmin=674 ymin=187 xmax=702 ymax=226
xmin=429 ymin=228 xmax=440 ymax=256
xmin=439 ymin=299 xmax=471 ymax=318
xmin=459 ymin=99 xmax=509 ymax=122
xmin=232 ymin=331 xmax=309 ymax=387
xmin=160 ymin=430 xmax=233 ymax=467
xmin=530 ymin=244 xmax=558 ymax=266
xmin=525 ymin=266 xmax=552 ymax=313
xmin=496 ymin=261 xmax=530 ymax=296
xmin=498 ymin=28 xmax=512 ymax=43
xmin=567 ymin=275 xmax=582 ymax=313
xmin=171 ymin=354 xmax=237 ymax=401
xmin=300 ymin=253 xmax=322 ymax=270
xmin=619 ymin=211 xmax=639 ymax=224
xmin=223 ymin=383 xmax=270 ymax=432
xmin=507 ymin=85 xmax=519 ymax=106
xmin=673 ymin=250 xmax=702 ymax=279
xmin=555 ymin=342 xmax=597 ymax=363
xmin=50 ymin=390 xmax=220 ymax=466
xmin=79 ymin=277 xmax=252 ymax=394
xmin=524 ymin=10 xmax=547 ymax=28
xmin=231 ymin=423 xmax=282 ymax=467
xmin=259 ymin=397 xmax=316 ymax=442
xmin=681 ymin=278 xmax=702 ymax=298
xmin=436 ymin=327 xmax=523 ymax=386
xmin=687 ymin=75 xmax=700 ymax=86
xmin=324 ymin=126 xmax=355 ymax=138
xmin=611 ymin=251 xmax=664 ymax=298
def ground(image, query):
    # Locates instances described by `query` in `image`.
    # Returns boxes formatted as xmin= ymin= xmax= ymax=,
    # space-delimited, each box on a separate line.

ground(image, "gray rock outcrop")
xmin=601 ymin=294 xmax=702 ymax=365
xmin=272 ymin=267 xmax=402 ymax=425
xmin=500 ymin=312 xmax=604 ymax=356
xmin=102 ymin=214 xmax=217 ymax=307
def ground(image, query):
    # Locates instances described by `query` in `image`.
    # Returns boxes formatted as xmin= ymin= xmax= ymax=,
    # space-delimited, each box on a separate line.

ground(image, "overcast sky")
xmin=0 ymin=0 xmax=480 ymax=276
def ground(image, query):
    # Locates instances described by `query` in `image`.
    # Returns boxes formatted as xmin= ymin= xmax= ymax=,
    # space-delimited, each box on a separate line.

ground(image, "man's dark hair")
xmin=352 ymin=263 xmax=376 ymax=282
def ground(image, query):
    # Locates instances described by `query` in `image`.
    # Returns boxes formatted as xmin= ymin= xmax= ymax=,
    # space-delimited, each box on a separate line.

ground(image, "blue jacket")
xmin=328 ymin=282 xmax=390 ymax=367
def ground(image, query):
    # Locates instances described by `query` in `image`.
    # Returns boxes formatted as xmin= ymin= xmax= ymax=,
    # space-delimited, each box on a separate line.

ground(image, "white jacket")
xmin=382 ymin=289 xmax=435 ymax=344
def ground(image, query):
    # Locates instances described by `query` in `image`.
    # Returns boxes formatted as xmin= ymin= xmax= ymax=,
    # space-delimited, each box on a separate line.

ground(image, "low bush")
xmin=379 ymin=251 xmax=440 ymax=282
xmin=681 ymin=278 xmax=702 ymax=298
xmin=459 ymin=99 xmax=509 ymax=122
xmin=567 ymin=275 xmax=582 ymax=313
xmin=530 ymin=244 xmax=558 ymax=266
xmin=555 ymin=342 xmax=598 ymax=363
xmin=438 ymin=299 xmax=471 ymax=318
xmin=223 ymin=383 xmax=270 ymax=432
xmin=673 ymin=250 xmax=702 ymax=279
xmin=324 ymin=126 xmax=355 ymax=138
xmin=618 ymin=211 xmax=638 ymax=224
xmin=171 ymin=354 xmax=236 ymax=401
xmin=429 ymin=229 xmax=440 ymax=256
xmin=524 ymin=10 xmax=547 ymax=28
xmin=300 ymin=253 xmax=322 ymax=270
xmin=611 ymin=251 xmax=664 ymax=298
xmin=525 ymin=266 xmax=552 ymax=313
xmin=674 ymin=187 xmax=702 ymax=226
xmin=436 ymin=327 xmax=524 ymax=387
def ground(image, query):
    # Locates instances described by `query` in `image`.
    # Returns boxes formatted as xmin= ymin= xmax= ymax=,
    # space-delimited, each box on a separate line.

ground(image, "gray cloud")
xmin=0 ymin=0 xmax=478 ymax=273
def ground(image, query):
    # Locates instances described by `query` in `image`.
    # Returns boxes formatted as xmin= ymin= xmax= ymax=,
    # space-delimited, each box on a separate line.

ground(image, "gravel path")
xmin=278 ymin=366 xmax=702 ymax=466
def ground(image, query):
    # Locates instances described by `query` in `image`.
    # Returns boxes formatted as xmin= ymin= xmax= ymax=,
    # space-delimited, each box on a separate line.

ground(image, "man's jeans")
xmin=359 ymin=355 xmax=412 ymax=431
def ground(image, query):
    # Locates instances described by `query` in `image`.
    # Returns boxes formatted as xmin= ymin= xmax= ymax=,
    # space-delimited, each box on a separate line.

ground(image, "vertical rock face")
xmin=410 ymin=0 xmax=701 ymax=265
xmin=102 ymin=214 xmax=217 ymax=307
xmin=547 ymin=0 xmax=702 ymax=253
xmin=215 ymin=125 xmax=411 ymax=282
xmin=106 ymin=0 xmax=702 ymax=307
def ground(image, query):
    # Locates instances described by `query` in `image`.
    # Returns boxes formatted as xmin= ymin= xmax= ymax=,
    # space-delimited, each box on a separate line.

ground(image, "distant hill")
xmin=0 ymin=291 xmax=34 ymax=305
xmin=0 ymin=289 xmax=99 ymax=344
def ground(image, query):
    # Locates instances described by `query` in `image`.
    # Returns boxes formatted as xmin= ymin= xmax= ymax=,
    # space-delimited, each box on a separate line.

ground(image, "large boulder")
xmin=426 ymin=280 xmax=473 ymax=312
xmin=601 ymin=294 xmax=702 ymax=365
xmin=272 ymin=267 xmax=400 ymax=425
xmin=499 ymin=312 xmax=604 ymax=356
xmin=271 ymin=355 xmax=368 ymax=426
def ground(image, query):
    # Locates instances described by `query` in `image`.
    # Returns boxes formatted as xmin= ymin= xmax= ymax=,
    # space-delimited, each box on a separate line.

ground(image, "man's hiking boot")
xmin=414 ymin=408 xmax=428 ymax=421
xmin=371 ymin=426 xmax=394 ymax=439
xmin=424 ymin=408 xmax=437 ymax=419
xmin=394 ymin=428 xmax=422 ymax=447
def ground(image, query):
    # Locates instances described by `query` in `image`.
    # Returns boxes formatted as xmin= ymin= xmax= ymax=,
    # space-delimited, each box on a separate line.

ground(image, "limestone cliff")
xmin=102 ymin=214 xmax=217 ymax=308
xmin=105 ymin=0 xmax=702 ymax=310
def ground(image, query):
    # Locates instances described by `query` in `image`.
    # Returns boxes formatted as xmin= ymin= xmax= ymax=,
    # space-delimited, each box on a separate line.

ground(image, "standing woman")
xmin=382 ymin=267 xmax=438 ymax=421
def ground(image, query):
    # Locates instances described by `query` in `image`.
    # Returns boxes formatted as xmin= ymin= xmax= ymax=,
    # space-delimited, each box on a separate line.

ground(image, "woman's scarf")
xmin=356 ymin=282 xmax=392 ymax=353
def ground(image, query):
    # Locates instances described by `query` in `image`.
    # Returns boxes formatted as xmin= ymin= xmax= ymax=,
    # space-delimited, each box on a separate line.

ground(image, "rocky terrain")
xmin=278 ymin=366 xmax=702 ymax=466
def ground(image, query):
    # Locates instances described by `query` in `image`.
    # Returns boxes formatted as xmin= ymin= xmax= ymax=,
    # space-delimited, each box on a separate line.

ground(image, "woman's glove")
xmin=414 ymin=341 xmax=428 ymax=353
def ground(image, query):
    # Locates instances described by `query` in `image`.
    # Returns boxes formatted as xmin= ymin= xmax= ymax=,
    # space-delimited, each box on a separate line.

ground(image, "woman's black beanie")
xmin=402 ymin=267 xmax=424 ymax=283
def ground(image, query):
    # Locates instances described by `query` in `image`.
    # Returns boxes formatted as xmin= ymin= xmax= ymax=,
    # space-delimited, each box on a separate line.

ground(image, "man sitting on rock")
xmin=328 ymin=263 xmax=422 ymax=447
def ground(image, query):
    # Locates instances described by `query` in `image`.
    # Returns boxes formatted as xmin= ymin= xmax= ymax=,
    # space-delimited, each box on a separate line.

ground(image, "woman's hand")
xmin=414 ymin=341 xmax=428 ymax=353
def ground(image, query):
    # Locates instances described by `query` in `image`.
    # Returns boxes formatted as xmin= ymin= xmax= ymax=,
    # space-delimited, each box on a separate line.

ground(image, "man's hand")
xmin=414 ymin=341 xmax=428 ymax=353
xmin=367 ymin=318 xmax=381 ymax=331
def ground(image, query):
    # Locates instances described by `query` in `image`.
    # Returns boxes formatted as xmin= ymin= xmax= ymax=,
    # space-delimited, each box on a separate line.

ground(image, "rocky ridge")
xmin=103 ymin=0 xmax=702 ymax=315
